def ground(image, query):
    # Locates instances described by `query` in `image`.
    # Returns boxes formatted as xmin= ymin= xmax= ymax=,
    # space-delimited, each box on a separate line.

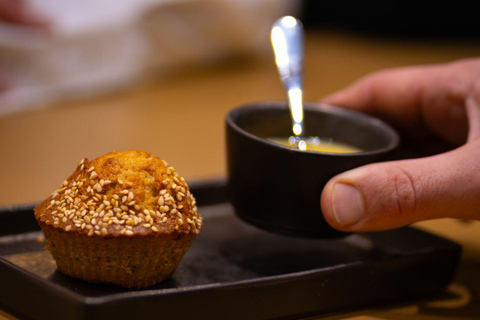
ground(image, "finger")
xmin=320 ymin=140 xmax=480 ymax=232
xmin=321 ymin=60 xmax=480 ymax=146
xmin=466 ymin=80 xmax=480 ymax=142
xmin=322 ymin=66 xmax=427 ymax=122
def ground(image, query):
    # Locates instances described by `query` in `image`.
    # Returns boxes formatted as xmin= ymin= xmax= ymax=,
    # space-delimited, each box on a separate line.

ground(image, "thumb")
xmin=321 ymin=141 xmax=480 ymax=232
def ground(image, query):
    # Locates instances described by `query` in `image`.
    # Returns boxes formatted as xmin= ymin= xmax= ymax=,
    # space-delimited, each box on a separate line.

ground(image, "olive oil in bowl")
xmin=268 ymin=136 xmax=362 ymax=154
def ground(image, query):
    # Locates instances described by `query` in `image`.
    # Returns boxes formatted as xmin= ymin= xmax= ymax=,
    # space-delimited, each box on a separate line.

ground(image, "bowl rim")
xmin=225 ymin=101 xmax=400 ymax=156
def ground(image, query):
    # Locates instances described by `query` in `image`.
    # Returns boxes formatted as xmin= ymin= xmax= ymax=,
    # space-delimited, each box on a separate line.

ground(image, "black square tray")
xmin=0 ymin=179 xmax=461 ymax=320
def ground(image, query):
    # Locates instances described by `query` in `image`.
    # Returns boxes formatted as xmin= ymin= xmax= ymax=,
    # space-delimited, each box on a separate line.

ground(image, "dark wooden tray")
xmin=0 ymin=179 xmax=461 ymax=320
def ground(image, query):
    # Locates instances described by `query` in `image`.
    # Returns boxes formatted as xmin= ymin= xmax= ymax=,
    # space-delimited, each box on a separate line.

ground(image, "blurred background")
xmin=1 ymin=0 xmax=480 ymax=206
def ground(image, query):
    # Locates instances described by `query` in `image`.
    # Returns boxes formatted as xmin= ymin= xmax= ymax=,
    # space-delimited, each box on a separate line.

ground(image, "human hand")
xmin=320 ymin=58 xmax=480 ymax=232
xmin=0 ymin=0 xmax=49 ymax=27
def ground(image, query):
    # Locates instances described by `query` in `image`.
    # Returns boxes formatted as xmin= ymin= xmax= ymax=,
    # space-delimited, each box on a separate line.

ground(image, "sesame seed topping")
xmin=45 ymin=156 xmax=202 ymax=237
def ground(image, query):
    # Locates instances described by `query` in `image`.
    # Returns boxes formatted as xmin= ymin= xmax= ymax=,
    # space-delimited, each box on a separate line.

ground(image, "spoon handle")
xmin=271 ymin=16 xmax=305 ymax=136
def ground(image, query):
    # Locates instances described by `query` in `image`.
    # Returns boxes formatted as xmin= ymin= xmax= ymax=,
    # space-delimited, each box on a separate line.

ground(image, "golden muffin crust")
xmin=35 ymin=150 xmax=202 ymax=237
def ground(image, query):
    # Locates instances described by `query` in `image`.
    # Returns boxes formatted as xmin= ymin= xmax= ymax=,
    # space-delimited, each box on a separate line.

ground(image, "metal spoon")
xmin=271 ymin=16 xmax=306 ymax=150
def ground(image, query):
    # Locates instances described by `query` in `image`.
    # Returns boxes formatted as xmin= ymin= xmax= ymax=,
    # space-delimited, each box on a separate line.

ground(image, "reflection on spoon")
xmin=271 ymin=16 xmax=306 ymax=149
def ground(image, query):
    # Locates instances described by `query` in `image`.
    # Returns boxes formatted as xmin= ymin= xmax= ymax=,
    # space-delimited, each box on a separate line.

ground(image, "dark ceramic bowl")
xmin=225 ymin=101 xmax=400 ymax=238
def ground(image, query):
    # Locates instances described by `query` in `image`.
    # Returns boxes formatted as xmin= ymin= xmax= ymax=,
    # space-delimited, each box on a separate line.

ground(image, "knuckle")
xmin=385 ymin=167 xmax=418 ymax=219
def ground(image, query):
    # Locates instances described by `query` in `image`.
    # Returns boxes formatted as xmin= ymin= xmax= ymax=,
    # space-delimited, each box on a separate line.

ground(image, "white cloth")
xmin=0 ymin=0 xmax=300 ymax=115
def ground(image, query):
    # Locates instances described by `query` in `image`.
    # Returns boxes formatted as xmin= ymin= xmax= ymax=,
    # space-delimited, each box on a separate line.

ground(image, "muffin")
xmin=34 ymin=150 xmax=202 ymax=288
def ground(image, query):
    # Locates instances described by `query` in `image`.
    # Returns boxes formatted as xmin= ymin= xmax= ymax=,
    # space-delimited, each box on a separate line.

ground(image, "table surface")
xmin=1 ymin=30 xmax=480 ymax=320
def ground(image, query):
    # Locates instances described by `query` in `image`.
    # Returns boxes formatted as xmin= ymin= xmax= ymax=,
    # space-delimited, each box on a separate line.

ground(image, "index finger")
xmin=321 ymin=59 xmax=478 ymax=145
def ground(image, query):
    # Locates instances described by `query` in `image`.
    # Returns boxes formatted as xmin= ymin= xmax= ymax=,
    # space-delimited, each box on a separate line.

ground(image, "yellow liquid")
xmin=269 ymin=137 xmax=362 ymax=154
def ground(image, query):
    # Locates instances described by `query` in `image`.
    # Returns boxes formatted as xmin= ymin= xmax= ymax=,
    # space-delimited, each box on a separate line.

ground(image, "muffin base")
xmin=39 ymin=222 xmax=196 ymax=289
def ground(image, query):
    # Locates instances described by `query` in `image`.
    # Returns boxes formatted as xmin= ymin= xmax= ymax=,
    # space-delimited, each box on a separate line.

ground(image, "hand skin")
xmin=320 ymin=58 xmax=480 ymax=232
